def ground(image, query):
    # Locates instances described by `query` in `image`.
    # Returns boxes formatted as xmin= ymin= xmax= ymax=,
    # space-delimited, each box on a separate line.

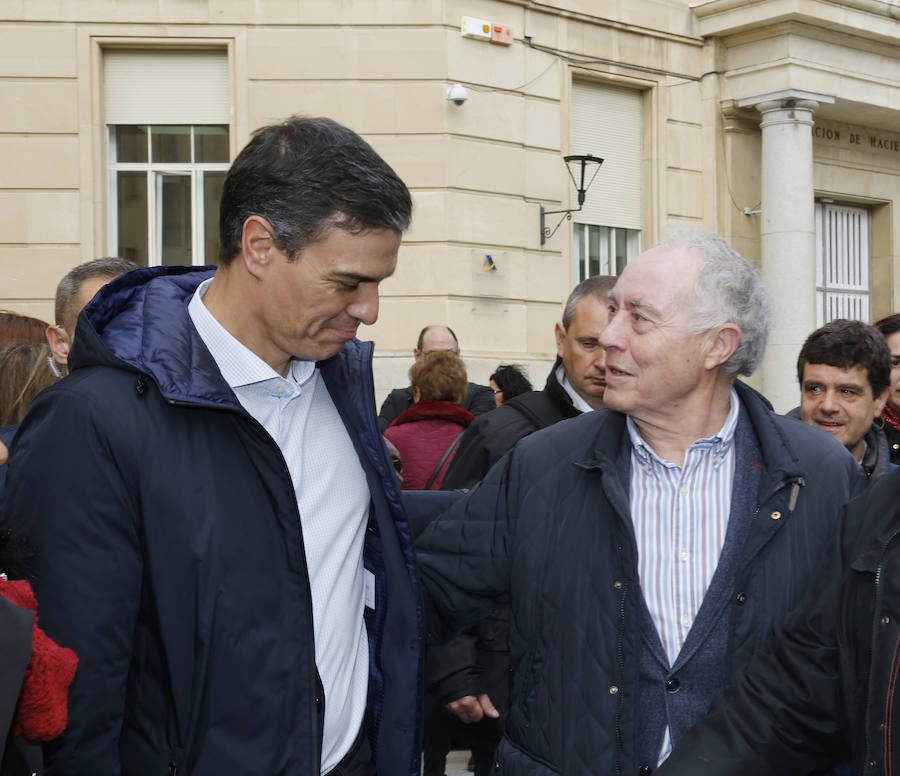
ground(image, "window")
xmin=815 ymin=201 xmax=871 ymax=325
xmin=571 ymin=81 xmax=643 ymax=279
xmin=108 ymin=125 xmax=229 ymax=266
xmin=104 ymin=50 xmax=230 ymax=266
xmin=573 ymin=224 xmax=640 ymax=282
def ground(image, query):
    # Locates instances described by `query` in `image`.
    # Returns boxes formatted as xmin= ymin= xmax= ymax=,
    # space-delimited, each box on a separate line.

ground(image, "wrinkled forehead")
xmin=610 ymin=244 xmax=702 ymax=312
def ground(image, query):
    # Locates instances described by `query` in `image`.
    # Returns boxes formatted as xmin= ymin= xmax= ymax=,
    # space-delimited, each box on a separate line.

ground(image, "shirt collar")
xmin=627 ymin=386 xmax=741 ymax=467
xmin=188 ymin=277 xmax=315 ymax=390
xmin=555 ymin=363 xmax=596 ymax=413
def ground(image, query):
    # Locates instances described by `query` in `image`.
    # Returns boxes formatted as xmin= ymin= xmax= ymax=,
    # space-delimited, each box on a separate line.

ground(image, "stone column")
xmin=736 ymin=89 xmax=834 ymax=413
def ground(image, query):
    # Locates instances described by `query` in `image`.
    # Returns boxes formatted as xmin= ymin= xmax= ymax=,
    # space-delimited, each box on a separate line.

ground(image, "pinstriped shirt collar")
xmin=187 ymin=277 xmax=315 ymax=391
xmin=626 ymin=386 xmax=740 ymax=470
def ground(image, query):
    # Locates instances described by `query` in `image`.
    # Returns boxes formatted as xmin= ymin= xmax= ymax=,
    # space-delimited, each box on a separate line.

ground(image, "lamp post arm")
xmin=540 ymin=204 xmax=584 ymax=245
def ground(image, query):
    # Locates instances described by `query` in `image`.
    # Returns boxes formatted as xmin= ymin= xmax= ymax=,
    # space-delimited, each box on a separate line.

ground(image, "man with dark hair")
xmin=792 ymin=318 xmax=892 ymax=482
xmin=4 ymin=117 xmax=419 ymax=775
xmin=414 ymin=233 xmax=864 ymax=775
xmin=440 ymin=274 xmax=615 ymax=491
xmin=875 ymin=312 xmax=900 ymax=464
xmin=45 ymin=256 xmax=138 ymax=374
xmin=376 ymin=325 xmax=495 ymax=432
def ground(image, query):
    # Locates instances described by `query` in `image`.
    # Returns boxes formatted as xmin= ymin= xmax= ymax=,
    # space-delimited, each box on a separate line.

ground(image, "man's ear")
xmin=704 ymin=323 xmax=741 ymax=371
xmin=46 ymin=324 xmax=71 ymax=367
xmin=554 ymin=322 xmax=566 ymax=360
xmin=240 ymin=216 xmax=276 ymax=280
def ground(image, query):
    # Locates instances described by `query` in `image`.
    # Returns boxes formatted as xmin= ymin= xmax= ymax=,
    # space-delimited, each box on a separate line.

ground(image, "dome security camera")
xmin=446 ymin=83 xmax=469 ymax=106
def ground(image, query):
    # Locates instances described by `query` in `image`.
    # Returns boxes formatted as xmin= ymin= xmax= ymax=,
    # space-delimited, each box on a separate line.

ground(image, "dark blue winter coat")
xmin=1 ymin=266 xmax=422 ymax=776
xmin=415 ymin=381 xmax=865 ymax=776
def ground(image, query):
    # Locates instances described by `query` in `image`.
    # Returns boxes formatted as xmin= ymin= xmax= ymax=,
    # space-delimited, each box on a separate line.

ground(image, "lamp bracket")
xmin=539 ymin=154 xmax=603 ymax=247
xmin=540 ymin=205 xmax=584 ymax=244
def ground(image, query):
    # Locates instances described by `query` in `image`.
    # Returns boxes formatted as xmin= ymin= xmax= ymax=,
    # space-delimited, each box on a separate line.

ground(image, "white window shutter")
xmin=571 ymin=81 xmax=642 ymax=230
xmin=104 ymin=50 xmax=229 ymax=125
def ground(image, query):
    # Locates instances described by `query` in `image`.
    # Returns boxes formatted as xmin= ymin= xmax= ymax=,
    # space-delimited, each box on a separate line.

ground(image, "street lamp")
xmin=540 ymin=154 xmax=604 ymax=245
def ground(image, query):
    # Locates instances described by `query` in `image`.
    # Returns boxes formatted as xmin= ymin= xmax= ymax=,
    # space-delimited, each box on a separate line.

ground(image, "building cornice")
xmin=692 ymin=0 xmax=900 ymax=46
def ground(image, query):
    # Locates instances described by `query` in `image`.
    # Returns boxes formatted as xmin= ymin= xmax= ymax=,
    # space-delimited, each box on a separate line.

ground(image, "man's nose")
xmin=599 ymin=314 xmax=621 ymax=350
xmin=347 ymin=286 xmax=379 ymax=325
xmin=819 ymin=390 xmax=840 ymax=412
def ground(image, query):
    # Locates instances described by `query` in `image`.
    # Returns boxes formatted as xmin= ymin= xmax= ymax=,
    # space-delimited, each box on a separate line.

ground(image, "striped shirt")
xmin=628 ymin=387 xmax=740 ymax=761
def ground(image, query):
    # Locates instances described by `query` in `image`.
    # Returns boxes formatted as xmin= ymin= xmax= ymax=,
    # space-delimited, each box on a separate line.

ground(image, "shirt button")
xmin=609 ymin=685 xmax=619 ymax=694
xmin=680 ymin=487 xmax=688 ymax=496
xmin=770 ymin=511 xmax=782 ymax=520
xmin=679 ymin=551 xmax=688 ymax=562
xmin=882 ymin=615 xmax=891 ymax=625
xmin=665 ymin=678 xmax=680 ymax=693
xmin=681 ymin=614 xmax=691 ymax=628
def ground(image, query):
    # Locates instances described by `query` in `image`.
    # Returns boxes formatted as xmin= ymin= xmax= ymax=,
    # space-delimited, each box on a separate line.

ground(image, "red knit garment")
xmin=883 ymin=404 xmax=900 ymax=432
xmin=0 ymin=577 xmax=78 ymax=741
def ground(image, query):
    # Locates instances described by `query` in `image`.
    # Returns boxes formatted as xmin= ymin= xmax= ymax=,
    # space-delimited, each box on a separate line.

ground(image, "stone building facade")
xmin=2 ymin=0 xmax=898 ymax=410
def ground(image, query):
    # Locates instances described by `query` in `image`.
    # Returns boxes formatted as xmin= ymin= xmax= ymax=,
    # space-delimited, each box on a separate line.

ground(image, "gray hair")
xmin=562 ymin=275 xmax=617 ymax=329
xmin=660 ymin=230 xmax=770 ymax=377
xmin=55 ymin=256 xmax=138 ymax=332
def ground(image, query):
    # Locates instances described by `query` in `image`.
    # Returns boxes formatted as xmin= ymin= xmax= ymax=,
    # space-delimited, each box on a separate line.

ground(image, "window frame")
xmin=106 ymin=124 xmax=231 ymax=267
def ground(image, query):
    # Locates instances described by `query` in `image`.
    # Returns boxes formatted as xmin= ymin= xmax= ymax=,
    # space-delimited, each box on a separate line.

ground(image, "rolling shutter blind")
xmin=104 ymin=50 xmax=229 ymax=124
xmin=571 ymin=81 xmax=642 ymax=230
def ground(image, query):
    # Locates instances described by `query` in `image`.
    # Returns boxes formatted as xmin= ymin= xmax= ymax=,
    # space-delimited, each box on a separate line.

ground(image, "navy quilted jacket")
xmin=2 ymin=266 xmax=422 ymax=776
xmin=415 ymin=381 xmax=864 ymax=776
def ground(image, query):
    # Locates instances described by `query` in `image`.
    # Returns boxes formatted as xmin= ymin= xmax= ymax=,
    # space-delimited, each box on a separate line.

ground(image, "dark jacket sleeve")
xmin=656 ymin=508 xmax=855 ymax=776
xmin=415 ymin=449 xmax=517 ymax=644
xmin=425 ymin=632 xmax=483 ymax=703
xmin=2 ymin=386 xmax=142 ymax=776
xmin=377 ymin=388 xmax=413 ymax=433
xmin=463 ymin=383 xmax=497 ymax=417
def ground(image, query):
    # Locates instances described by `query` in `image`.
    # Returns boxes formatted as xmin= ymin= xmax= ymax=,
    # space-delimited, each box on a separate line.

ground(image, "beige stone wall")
xmin=1 ymin=0 xmax=897 ymax=404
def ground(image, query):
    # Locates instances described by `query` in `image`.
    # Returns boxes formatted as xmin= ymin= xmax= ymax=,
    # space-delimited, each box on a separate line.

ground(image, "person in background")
xmin=488 ymin=364 xmax=532 ymax=408
xmin=44 ymin=257 xmax=137 ymax=376
xmin=377 ymin=326 xmax=495 ymax=433
xmin=790 ymin=318 xmax=893 ymax=484
xmin=383 ymin=350 xmax=477 ymax=776
xmin=441 ymin=275 xmax=615 ymax=491
xmin=0 ymin=312 xmax=49 ymax=349
xmin=875 ymin=312 xmax=900 ymax=464
xmin=0 ymin=440 xmax=78 ymax=776
xmin=0 ymin=345 xmax=59 ymax=428
xmin=384 ymin=350 xmax=473 ymax=491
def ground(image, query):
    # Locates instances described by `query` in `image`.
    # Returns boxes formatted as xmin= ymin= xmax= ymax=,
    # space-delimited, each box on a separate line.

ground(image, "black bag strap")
xmin=425 ymin=429 xmax=466 ymax=490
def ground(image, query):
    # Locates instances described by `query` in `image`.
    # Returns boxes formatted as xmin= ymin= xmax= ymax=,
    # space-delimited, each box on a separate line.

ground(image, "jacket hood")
xmin=70 ymin=265 xmax=241 ymax=408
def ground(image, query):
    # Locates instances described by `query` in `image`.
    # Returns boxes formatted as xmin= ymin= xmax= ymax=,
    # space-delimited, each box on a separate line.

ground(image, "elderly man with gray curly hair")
xmin=413 ymin=232 xmax=866 ymax=776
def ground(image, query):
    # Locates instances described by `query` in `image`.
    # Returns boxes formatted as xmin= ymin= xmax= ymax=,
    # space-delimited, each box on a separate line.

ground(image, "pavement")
xmin=443 ymin=750 xmax=472 ymax=776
